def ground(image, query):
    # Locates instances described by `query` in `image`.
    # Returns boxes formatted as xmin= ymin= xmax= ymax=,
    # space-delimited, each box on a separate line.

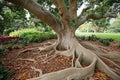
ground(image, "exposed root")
xmin=8 ymin=47 xmax=39 ymax=64
xmin=31 ymin=66 xmax=43 ymax=76
xmin=27 ymin=56 xmax=97 ymax=80
xmin=20 ymin=47 xmax=39 ymax=53
xmin=42 ymin=51 xmax=59 ymax=63
xmin=26 ymin=39 xmax=120 ymax=80
xmin=17 ymin=58 xmax=36 ymax=62
xmin=39 ymin=42 xmax=57 ymax=51
xmin=74 ymin=53 xmax=82 ymax=68
xmin=15 ymin=47 xmax=39 ymax=58
xmin=100 ymin=56 xmax=120 ymax=69
xmin=44 ymin=41 xmax=53 ymax=45
xmin=96 ymin=57 xmax=120 ymax=80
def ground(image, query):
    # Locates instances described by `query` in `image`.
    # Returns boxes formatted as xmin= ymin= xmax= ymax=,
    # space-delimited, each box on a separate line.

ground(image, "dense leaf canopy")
xmin=0 ymin=0 xmax=120 ymax=34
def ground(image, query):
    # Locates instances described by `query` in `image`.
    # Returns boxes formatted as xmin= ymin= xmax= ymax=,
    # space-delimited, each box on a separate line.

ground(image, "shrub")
xmin=7 ymin=44 xmax=13 ymax=51
xmin=106 ymin=38 xmax=114 ymax=42
xmin=87 ymin=35 xmax=99 ymax=41
xmin=78 ymin=36 xmax=86 ymax=40
xmin=0 ymin=64 xmax=14 ymax=80
xmin=9 ymin=28 xmax=57 ymax=44
xmin=78 ymin=35 xmax=111 ymax=46
xmin=21 ymin=32 xmax=57 ymax=42
xmin=99 ymin=39 xmax=110 ymax=46
xmin=3 ymin=27 xmax=16 ymax=36
xmin=20 ymin=37 xmax=30 ymax=46
xmin=79 ymin=35 xmax=99 ymax=41
xmin=9 ymin=28 xmax=39 ymax=37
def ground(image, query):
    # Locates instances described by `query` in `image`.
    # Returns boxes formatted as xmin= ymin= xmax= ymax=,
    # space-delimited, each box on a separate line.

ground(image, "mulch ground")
xmin=1 ymin=39 xmax=119 ymax=80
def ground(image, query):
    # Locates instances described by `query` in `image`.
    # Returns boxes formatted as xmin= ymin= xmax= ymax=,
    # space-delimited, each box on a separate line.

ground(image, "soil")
xmin=1 ymin=39 xmax=120 ymax=80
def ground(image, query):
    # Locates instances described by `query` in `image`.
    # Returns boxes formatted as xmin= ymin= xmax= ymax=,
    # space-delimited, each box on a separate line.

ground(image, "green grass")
xmin=76 ymin=32 xmax=120 ymax=42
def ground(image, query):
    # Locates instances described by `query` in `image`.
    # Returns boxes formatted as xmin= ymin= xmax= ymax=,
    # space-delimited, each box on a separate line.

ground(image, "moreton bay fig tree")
xmin=6 ymin=0 xmax=120 ymax=80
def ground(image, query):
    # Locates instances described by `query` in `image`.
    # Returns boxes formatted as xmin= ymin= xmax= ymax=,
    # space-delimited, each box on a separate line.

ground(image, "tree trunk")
xmin=57 ymin=27 xmax=75 ymax=50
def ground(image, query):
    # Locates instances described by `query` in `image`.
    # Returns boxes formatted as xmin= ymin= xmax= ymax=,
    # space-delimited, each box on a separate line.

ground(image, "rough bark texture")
xmin=6 ymin=0 xmax=120 ymax=80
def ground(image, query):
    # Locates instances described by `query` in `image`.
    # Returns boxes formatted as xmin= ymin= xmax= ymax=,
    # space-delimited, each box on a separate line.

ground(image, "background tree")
xmin=108 ymin=14 xmax=120 ymax=32
xmin=78 ymin=18 xmax=110 ymax=33
xmin=91 ymin=18 xmax=110 ymax=32
xmin=0 ymin=0 xmax=26 ymax=35
xmin=5 ymin=0 xmax=120 ymax=80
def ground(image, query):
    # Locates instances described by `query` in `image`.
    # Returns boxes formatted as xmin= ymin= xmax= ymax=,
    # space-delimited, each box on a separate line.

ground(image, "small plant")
xmin=107 ymin=38 xmax=114 ymax=42
xmin=13 ymin=46 xmax=21 ymax=49
xmin=21 ymin=37 xmax=30 ymax=46
xmin=99 ymin=39 xmax=110 ymax=46
xmin=7 ymin=45 xmax=13 ymax=51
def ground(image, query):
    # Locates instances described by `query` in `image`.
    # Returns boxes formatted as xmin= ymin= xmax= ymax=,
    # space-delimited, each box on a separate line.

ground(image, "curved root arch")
xmin=19 ymin=39 xmax=120 ymax=80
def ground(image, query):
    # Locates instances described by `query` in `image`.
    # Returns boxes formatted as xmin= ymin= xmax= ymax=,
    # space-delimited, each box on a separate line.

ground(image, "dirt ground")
xmin=1 ymin=39 xmax=120 ymax=80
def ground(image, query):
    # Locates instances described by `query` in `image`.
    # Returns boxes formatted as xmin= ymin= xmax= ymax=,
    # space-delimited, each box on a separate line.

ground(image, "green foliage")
xmin=20 ymin=37 xmax=30 ymax=46
xmin=7 ymin=44 xmax=13 ymax=51
xmin=3 ymin=27 xmax=16 ymax=36
xmin=36 ymin=22 xmax=53 ymax=32
xmin=0 ymin=64 xmax=14 ymax=80
xmin=76 ymin=32 xmax=120 ymax=42
xmin=93 ymin=18 xmax=110 ymax=31
xmin=108 ymin=18 xmax=120 ymax=32
xmin=99 ymin=39 xmax=110 ymax=46
xmin=78 ymin=35 xmax=114 ymax=46
xmin=10 ymin=28 xmax=57 ymax=44
xmin=0 ymin=2 xmax=26 ymax=34
xmin=9 ymin=28 xmax=38 ymax=36
xmin=79 ymin=35 xmax=99 ymax=41
xmin=78 ymin=22 xmax=93 ymax=32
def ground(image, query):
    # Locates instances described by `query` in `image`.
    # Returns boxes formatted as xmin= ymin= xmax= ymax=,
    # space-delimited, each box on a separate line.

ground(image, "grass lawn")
xmin=76 ymin=32 xmax=120 ymax=42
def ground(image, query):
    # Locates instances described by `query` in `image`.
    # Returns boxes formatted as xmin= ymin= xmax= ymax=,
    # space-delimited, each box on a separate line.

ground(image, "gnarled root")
xmin=27 ymin=56 xmax=97 ymax=80
xmin=17 ymin=58 xmax=36 ymax=62
xmin=26 ymin=39 xmax=120 ymax=80
xmin=31 ymin=66 xmax=43 ymax=76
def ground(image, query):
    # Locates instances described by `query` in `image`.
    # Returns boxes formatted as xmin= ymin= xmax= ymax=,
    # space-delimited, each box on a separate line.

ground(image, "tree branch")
xmin=52 ymin=0 xmax=70 ymax=27
xmin=0 ymin=2 xmax=15 ymax=8
xmin=6 ymin=0 xmax=62 ymax=33
xmin=72 ymin=1 xmax=92 ymax=31
xmin=69 ymin=0 xmax=78 ymax=19
xmin=87 ymin=13 xmax=116 ymax=20
xmin=75 ymin=13 xmax=117 ymax=30
xmin=77 ymin=2 xmax=92 ymax=19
